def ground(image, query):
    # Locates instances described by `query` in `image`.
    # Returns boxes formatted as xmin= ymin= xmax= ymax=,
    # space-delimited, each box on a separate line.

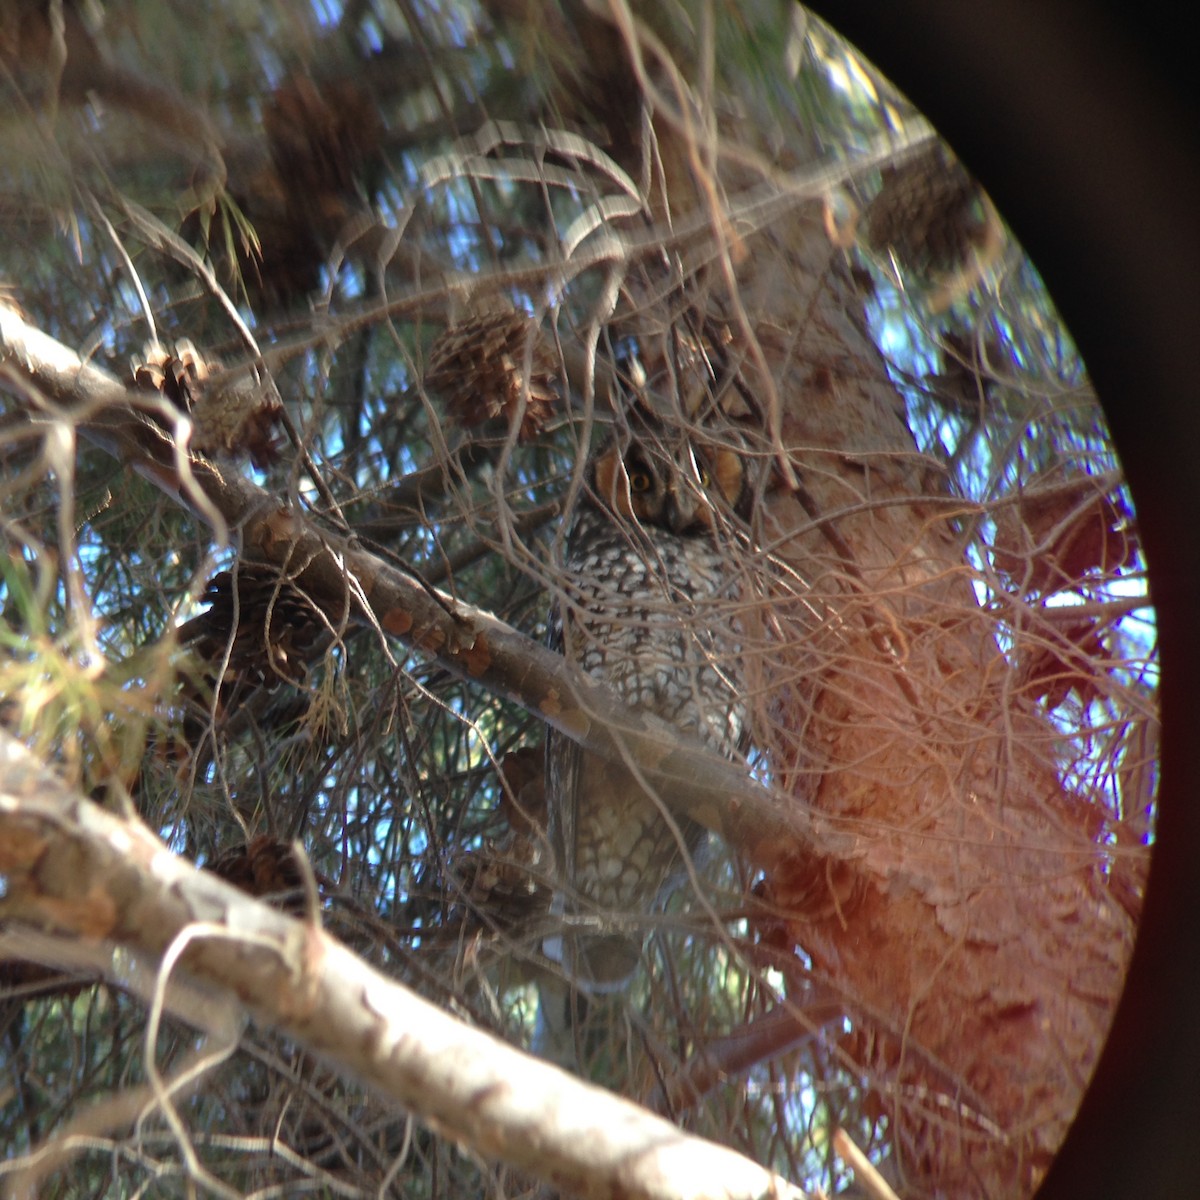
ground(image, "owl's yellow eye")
xmin=698 ymin=466 xmax=712 ymax=488
xmin=628 ymin=470 xmax=653 ymax=493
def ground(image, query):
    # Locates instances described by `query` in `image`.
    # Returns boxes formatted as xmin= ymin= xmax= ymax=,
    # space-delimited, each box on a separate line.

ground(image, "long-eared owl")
xmin=545 ymin=416 xmax=751 ymax=990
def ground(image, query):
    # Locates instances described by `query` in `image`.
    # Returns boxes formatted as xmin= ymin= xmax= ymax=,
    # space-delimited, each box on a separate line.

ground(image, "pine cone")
xmin=426 ymin=311 xmax=558 ymax=441
xmin=178 ymin=562 xmax=329 ymax=690
xmin=265 ymin=74 xmax=382 ymax=208
xmin=208 ymin=835 xmax=330 ymax=913
xmin=208 ymin=73 xmax=383 ymax=309
xmin=132 ymin=340 xmax=282 ymax=467
xmin=438 ymin=750 xmax=552 ymax=937
xmin=498 ymin=745 xmax=547 ymax=835
xmin=448 ymin=835 xmax=549 ymax=933
xmin=866 ymin=145 xmax=988 ymax=277
xmin=133 ymin=339 xmax=208 ymax=412
xmin=191 ymin=373 xmax=283 ymax=469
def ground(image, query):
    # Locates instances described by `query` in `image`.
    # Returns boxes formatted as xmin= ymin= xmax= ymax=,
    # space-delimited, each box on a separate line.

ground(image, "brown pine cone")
xmin=866 ymin=145 xmax=988 ymax=277
xmin=178 ymin=562 xmax=329 ymax=690
xmin=132 ymin=340 xmax=282 ymax=467
xmin=208 ymin=835 xmax=330 ymax=913
xmin=426 ymin=310 xmax=558 ymax=441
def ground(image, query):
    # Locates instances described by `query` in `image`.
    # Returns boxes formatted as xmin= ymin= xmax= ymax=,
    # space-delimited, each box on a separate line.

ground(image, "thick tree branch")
xmin=0 ymin=731 xmax=805 ymax=1200
xmin=0 ymin=303 xmax=849 ymax=872
xmin=646 ymin=1000 xmax=841 ymax=1116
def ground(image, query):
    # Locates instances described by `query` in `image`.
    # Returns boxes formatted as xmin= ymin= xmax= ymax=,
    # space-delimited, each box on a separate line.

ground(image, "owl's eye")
xmin=628 ymin=470 xmax=653 ymax=493
xmin=697 ymin=466 xmax=712 ymax=488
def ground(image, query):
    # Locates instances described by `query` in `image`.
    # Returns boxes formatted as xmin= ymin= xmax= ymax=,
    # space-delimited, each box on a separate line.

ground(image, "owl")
xmin=545 ymin=418 xmax=750 ymax=990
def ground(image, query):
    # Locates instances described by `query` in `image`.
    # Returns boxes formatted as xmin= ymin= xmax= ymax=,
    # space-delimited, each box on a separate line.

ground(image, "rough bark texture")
xmin=746 ymin=218 xmax=1132 ymax=1196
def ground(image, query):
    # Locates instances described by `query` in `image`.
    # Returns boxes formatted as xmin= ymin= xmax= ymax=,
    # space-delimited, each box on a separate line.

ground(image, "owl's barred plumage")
xmin=545 ymin=426 xmax=750 ymax=989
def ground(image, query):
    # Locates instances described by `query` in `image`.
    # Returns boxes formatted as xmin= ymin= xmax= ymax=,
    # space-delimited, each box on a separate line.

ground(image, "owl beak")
xmin=665 ymin=487 xmax=700 ymax=534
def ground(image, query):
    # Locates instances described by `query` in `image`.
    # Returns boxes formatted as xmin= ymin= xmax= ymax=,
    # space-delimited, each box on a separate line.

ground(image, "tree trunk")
xmin=749 ymin=222 xmax=1133 ymax=1196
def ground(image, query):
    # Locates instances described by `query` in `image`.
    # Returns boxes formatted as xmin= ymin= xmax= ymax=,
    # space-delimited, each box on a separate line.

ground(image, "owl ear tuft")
xmin=591 ymin=445 xmax=635 ymax=519
xmin=709 ymin=446 xmax=747 ymax=513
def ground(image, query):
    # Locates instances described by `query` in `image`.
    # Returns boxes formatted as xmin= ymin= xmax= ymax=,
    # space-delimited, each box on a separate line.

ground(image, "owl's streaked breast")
xmin=560 ymin=506 xmax=744 ymax=745
xmin=545 ymin=480 xmax=748 ymax=990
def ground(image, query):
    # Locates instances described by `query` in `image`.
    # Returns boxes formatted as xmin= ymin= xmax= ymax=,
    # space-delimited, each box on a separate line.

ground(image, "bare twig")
xmin=832 ymin=1129 xmax=900 ymax=1200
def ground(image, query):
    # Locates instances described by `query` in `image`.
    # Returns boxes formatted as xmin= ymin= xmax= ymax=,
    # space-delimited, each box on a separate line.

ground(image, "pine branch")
xmin=0 ymin=730 xmax=807 ymax=1200
xmin=0 ymin=303 xmax=847 ymax=877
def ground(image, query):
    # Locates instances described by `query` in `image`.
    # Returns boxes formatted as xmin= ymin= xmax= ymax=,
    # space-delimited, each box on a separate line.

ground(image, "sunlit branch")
xmin=0 ymin=731 xmax=807 ymax=1200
